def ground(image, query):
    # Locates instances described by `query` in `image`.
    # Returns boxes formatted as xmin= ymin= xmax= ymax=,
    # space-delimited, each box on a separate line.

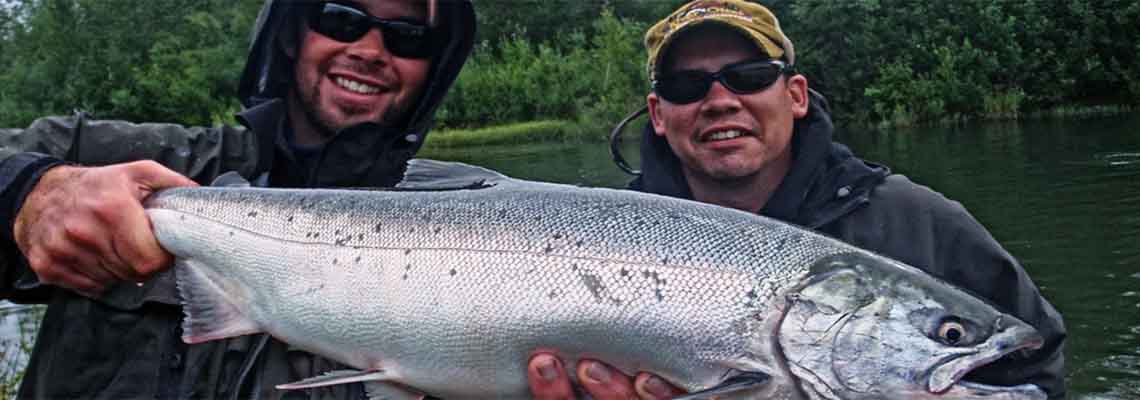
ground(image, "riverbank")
xmin=429 ymin=105 xmax=1138 ymax=147
xmin=426 ymin=120 xmax=583 ymax=148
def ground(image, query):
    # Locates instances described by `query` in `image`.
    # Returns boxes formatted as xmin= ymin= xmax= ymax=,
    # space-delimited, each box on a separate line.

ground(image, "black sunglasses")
xmin=653 ymin=60 xmax=793 ymax=104
xmin=307 ymin=2 xmax=435 ymax=59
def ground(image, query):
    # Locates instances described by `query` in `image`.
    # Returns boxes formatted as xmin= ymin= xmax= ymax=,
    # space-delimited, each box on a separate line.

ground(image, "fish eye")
xmin=937 ymin=320 xmax=967 ymax=345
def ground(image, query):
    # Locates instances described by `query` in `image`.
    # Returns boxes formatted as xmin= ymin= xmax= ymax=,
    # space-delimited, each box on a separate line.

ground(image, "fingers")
xmin=528 ymin=353 xmax=575 ymax=400
xmin=576 ymin=360 xmax=637 ymax=400
xmin=635 ymin=373 xmax=686 ymax=399
xmin=110 ymin=199 xmax=173 ymax=278
xmin=13 ymin=162 xmax=191 ymax=294
xmin=125 ymin=160 xmax=199 ymax=193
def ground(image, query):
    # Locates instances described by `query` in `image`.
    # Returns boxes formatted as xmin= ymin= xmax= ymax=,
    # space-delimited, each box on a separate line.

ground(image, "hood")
xmin=237 ymin=0 xmax=475 ymax=152
xmin=630 ymin=90 xmax=889 ymax=228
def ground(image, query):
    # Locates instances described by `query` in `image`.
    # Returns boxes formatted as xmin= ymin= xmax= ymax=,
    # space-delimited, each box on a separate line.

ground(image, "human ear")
xmin=787 ymin=75 xmax=809 ymax=118
xmin=646 ymin=93 xmax=668 ymax=137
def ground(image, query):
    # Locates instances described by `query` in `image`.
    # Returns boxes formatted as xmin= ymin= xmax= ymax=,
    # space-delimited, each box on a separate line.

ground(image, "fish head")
xmin=776 ymin=252 xmax=1046 ymax=399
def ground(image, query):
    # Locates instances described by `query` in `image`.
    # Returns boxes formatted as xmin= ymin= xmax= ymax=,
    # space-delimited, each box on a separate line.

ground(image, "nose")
xmin=345 ymin=28 xmax=391 ymax=65
xmin=699 ymin=80 xmax=742 ymax=116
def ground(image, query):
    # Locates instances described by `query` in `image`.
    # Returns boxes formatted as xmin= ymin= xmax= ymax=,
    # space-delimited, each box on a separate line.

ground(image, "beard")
xmin=294 ymin=59 xmax=418 ymax=141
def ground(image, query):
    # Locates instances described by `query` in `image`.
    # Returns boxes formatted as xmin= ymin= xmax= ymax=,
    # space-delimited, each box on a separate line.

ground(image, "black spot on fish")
xmin=575 ymin=240 xmax=585 ymax=247
xmin=332 ymin=259 xmax=338 ymax=265
xmin=619 ymin=268 xmax=630 ymax=277
xmin=747 ymin=290 xmax=758 ymax=299
xmin=660 ymin=257 xmax=669 ymax=264
xmin=335 ymin=229 xmax=341 ymax=235
xmin=544 ymin=246 xmax=553 ymax=253
xmin=404 ymin=249 xmax=412 ymax=255
xmin=449 ymin=269 xmax=457 ymax=276
xmin=355 ymin=256 xmax=362 ymax=263
xmin=375 ymin=223 xmax=383 ymax=232
xmin=287 ymin=216 xmax=294 ymax=222
xmin=655 ymin=288 xmax=665 ymax=301
xmin=405 ymin=264 xmax=412 ymax=270
xmin=571 ymin=264 xmax=579 ymax=271
xmin=402 ymin=274 xmax=408 ymax=280
xmin=553 ymin=233 xmax=563 ymax=240
xmin=229 ymin=231 xmax=234 ymax=236
xmin=409 ymin=228 xmax=415 ymax=233
xmin=433 ymin=227 xmax=442 ymax=234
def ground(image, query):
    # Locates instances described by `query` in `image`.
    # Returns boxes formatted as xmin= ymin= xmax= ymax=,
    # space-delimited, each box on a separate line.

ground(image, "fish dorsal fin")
xmin=277 ymin=369 xmax=389 ymax=390
xmin=396 ymin=158 xmax=511 ymax=190
xmin=210 ymin=171 xmax=252 ymax=187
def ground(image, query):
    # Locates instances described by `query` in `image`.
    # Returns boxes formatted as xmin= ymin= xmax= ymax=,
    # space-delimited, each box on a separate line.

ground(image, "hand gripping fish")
xmin=144 ymin=159 xmax=1048 ymax=399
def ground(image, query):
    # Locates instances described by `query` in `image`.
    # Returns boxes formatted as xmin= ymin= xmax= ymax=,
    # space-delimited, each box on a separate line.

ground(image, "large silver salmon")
xmin=144 ymin=159 xmax=1047 ymax=399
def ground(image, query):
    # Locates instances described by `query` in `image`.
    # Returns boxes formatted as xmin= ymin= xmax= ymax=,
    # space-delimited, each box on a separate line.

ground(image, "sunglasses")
xmin=653 ymin=60 xmax=793 ymax=104
xmin=307 ymin=2 xmax=435 ymax=59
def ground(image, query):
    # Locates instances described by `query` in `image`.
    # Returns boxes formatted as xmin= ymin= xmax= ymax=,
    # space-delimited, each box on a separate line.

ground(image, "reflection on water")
xmin=2 ymin=114 xmax=1138 ymax=398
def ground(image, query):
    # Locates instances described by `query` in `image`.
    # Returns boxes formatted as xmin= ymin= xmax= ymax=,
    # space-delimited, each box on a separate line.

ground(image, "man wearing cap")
xmin=527 ymin=0 xmax=1066 ymax=399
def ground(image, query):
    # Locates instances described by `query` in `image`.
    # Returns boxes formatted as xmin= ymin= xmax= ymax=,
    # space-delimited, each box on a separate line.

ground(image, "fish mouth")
xmin=927 ymin=320 xmax=1046 ymax=399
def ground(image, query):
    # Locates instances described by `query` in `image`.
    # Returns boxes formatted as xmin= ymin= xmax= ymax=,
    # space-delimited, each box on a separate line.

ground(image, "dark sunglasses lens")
xmin=659 ymin=71 xmax=711 ymax=104
xmin=380 ymin=22 xmax=433 ymax=59
xmin=312 ymin=3 xmax=370 ymax=42
xmin=723 ymin=63 xmax=781 ymax=92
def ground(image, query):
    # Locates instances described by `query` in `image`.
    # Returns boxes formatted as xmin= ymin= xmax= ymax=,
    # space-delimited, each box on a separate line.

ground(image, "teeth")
xmin=706 ymin=130 xmax=744 ymax=141
xmin=335 ymin=77 xmax=381 ymax=94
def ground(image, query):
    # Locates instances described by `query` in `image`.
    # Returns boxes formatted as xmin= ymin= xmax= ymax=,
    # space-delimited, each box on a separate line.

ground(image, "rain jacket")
xmin=0 ymin=1 xmax=475 ymax=398
xmin=629 ymin=92 xmax=1068 ymax=398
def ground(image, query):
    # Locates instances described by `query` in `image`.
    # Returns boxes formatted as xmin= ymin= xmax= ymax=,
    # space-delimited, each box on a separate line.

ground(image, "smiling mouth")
xmin=702 ymin=129 xmax=746 ymax=142
xmin=333 ymin=76 xmax=382 ymax=95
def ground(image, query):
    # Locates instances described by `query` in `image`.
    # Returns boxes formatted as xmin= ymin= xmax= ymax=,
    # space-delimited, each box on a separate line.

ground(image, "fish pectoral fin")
xmin=672 ymin=372 xmax=771 ymax=400
xmin=364 ymin=381 xmax=429 ymax=400
xmin=276 ymin=369 xmax=390 ymax=390
xmin=176 ymin=260 xmax=263 ymax=344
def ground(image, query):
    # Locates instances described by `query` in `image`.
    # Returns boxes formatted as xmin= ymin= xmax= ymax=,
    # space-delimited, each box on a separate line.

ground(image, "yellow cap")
xmin=645 ymin=0 xmax=795 ymax=81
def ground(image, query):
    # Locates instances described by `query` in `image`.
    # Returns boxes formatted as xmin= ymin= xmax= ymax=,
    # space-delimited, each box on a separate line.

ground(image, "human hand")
xmin=527 ymin=353 xmax=686 ymax=400
xmin=13 ymin=160 xmax=198 ymax=294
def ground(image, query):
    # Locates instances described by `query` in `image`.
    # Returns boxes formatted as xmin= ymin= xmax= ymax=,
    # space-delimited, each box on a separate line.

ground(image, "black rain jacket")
xmin=0 ymin=1 xmax=475 ymax=398
xmin=629 ymin=91 xmax=1067 ymax=398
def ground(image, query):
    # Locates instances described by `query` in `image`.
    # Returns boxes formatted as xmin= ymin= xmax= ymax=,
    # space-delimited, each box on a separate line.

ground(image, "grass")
xmin=425 ymin=120 xmax=581 ymax=148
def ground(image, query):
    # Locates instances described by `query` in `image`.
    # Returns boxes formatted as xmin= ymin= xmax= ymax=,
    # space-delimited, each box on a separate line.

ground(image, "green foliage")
xmin=0 ymin=0 xmax=258 ymax=127
xmin=789 ymin=0 xmax=1139 ymax=125
xmin=436 ymin=7 xmax=648 ymax=136
xmin=0 ymin=0 xmax=1137 ymax=130
xmin=426 ymin=120 xmax=576 ymax=148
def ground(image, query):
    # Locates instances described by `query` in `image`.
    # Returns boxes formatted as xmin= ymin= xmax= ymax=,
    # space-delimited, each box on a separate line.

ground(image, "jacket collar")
xmin=633 ymin=91 xmax=889 ymax=228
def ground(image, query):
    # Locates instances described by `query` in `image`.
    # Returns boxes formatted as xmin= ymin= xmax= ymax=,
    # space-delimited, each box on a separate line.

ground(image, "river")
xmin=2 ymin=114 xmax=1138 ymax=398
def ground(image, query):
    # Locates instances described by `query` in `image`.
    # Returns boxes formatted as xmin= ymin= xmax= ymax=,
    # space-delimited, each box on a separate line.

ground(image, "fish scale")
xmin=145 ymin=160 xmax=1048 ymax=400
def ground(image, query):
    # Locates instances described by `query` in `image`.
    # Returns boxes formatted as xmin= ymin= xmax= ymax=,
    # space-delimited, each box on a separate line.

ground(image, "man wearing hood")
xmin=0 ymin=1 xmax=484 ymax=398
xmin=532 ymin=1 xmax=1067 ymax=399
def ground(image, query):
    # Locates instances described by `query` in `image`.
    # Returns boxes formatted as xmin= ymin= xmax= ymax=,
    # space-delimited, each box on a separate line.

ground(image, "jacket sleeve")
xmin=831 ymin=175 xmax=1067 ymax=398
xmin=0 ymin=113 xmax=260 ymax=303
